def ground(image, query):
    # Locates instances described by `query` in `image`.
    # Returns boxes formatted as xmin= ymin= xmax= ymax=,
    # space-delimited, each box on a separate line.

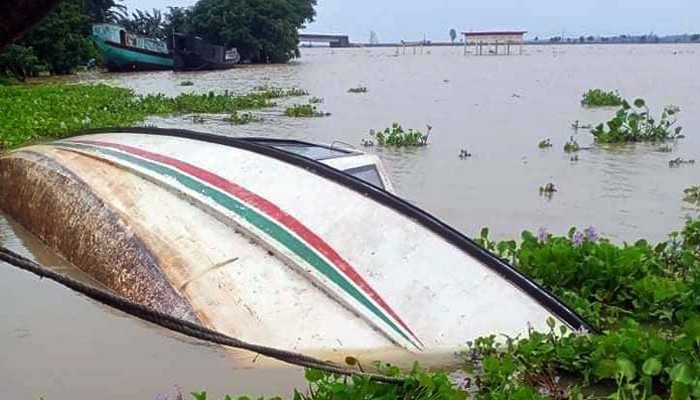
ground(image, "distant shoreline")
xmin=302 ymin=41 xmax=700 ymax=48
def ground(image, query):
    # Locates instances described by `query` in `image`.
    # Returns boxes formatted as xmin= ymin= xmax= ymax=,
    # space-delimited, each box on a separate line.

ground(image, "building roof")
xmin=462 ymin=31 xmax=527 ymax=36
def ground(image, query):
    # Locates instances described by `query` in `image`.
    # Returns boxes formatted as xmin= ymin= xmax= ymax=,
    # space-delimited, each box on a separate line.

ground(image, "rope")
xmin=0 ymin=246 xmax=406 ymax=384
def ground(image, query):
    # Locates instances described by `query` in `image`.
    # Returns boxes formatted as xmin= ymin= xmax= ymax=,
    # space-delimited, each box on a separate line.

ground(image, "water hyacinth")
xmin=571 ymin=231 xmax=585 ymax=247
xmin=537 ymin=227 xmax=549 ymax=242
xmin=584 ymin=226 xmax=599 ymax=242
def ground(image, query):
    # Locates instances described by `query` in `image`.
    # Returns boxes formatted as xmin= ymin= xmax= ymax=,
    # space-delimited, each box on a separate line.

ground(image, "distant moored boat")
xmin=92 ymin=24 xmax=175 ymax=72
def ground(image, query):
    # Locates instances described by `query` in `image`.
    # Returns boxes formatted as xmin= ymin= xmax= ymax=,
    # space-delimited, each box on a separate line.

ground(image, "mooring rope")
xmin=0 ymin=246 xmax=406 ymax=384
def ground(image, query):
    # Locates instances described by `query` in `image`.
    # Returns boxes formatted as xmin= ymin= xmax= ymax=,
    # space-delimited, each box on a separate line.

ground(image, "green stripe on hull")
xmin=92 ymin=36 xmax=174 ymax=70
xmin=57 ymin=142 xmax=420 ymax=350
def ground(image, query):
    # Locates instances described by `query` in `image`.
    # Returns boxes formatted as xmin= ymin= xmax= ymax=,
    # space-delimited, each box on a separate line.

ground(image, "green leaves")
xmin=642 ymin=358 xmax=662 ymax=376
xmin=591 ymin=97 xmax=684 ymax=143
xmin=581 ymin=89 xmax=624 ymax=107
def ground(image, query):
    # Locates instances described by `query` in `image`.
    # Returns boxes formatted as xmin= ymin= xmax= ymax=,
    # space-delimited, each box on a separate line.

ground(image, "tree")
xmin=164 ymin=7 xmax=191 ymax=35
xmin=449 ymin=28 xmax=457 ymax=43
xmin=186 ymin=0 xmax=316 ymax=63
xmin=586 ymin=35 xmax=595 ymax=41
xmin=85 ymin=0 xmax=127 ymax=23
xmin=690 ymin=34 xmax=700 ymax=42
xmin=579 ymin=35 xmax=585 ymax=43
xmin=0 ymin=0 xmax=96 ymax=77
xmin=0 ymin=45 xmax=40 ymax=81
xmin=119 ymin=9 xmax=165 ymax=38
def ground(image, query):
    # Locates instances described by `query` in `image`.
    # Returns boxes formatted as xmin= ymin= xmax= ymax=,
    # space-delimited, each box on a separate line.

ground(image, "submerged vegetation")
xmin=591 ymin=99 xmax=683 ymax=143
xmin=371 ymin=123 xmax=430 ymax=147
xmin=0 ymin=83 xmax=313 ymax=149
xmin=283 ymin=104 xmax=328 ymax=117
xmin=581 ymin=89 xmax=624 ymax=107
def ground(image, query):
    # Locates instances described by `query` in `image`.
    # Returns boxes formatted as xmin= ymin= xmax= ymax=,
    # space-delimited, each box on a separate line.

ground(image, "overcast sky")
xmin=123 ymin=0 xmax=698 ymax=42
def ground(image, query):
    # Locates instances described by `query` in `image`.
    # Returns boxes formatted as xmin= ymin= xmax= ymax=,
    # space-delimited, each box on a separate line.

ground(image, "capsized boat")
xmin=0 ymin=128 xmax=591 ymax=366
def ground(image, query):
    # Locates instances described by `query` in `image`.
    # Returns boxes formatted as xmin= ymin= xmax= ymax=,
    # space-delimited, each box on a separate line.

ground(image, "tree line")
xmin=0 ymin=0 xmax=316 ymax=81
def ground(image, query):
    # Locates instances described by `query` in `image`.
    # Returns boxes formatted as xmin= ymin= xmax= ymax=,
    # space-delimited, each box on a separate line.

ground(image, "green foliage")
xmin=180 ymin=80 xmax=195 ymax=86
xmin=591 ymin=99 xmax=683 ymax=143
xmin=581 ymin=89 xmax=624 ymax=107
xmin=118 ymin=8 xmax=165 ymax=39
xmin=194 ymin=364 xmax=465 ymax=400
xmin=0 ymin=84 xmax=285 ymax=149
xmin=468 ymin=219 xmax=700 ymax=399
xmin=186 ymin=0 xmax=317 ymax=63
xmin=226 ymin=111 xmax=260 ymax=125
xmin=308 ymin=97 xmax=323 ymax=104
xmin=538 ymin=138 xmax=553 ymax=149
xmin=11 ymin=0 xmax=96 ymax=75
xmin=348 ymin=86 xmax=368 ymax=93
xmin=683 ymin=186 xmax=700 ymax=206
xmin=0 ymin=45 xmax=41 ymax=81
xmin=283 ymin=104 xmax=327 ymax=117
xmin=373 ymin=123 xmax=428 ymax=147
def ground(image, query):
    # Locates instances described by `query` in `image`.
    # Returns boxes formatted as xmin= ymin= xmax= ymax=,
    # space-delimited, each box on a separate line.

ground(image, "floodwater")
xmin=1 ymin=44 xmax=699 ymax=398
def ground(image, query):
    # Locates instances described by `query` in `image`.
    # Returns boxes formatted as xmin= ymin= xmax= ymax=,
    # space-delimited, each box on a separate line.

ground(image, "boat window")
xmin=342 ymin=165 xmax=385 ymax=189
xmin=260 ymin=142 xmax=352 ymax=160
xmin=119 ymin=30 xmax=126 ymax=45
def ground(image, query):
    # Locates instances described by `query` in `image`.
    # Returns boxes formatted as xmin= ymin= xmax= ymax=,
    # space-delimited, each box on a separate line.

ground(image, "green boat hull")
xmin=92 ymin=36 xmax=175 ymax=72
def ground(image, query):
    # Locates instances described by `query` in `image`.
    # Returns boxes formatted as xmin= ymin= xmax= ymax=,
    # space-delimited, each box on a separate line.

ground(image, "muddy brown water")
xmin=1 ymin=44 xmax=699 ymax=398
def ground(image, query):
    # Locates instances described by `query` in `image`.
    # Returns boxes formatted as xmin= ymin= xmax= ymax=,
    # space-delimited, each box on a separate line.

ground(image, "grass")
xmin=581 ymin=89 xmax=624 ymax=107
xmin=0 ymin=84 xmax=315 ymax=149
xmin=283 ymin=104 xmax=328 ymax=117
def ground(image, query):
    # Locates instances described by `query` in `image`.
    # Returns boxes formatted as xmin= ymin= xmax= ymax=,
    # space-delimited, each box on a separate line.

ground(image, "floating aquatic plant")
xmin=539 ymin=182 xmax=557 ymax=196
xmin=538 ymin=138 xmax=552 ymax=149
xmin=348 ymin=86 xmax=368 ymax=93
xmin=252 ymin=86 xmax=309 ymax=98
xmin=591 ymin=99 xmax=683 ymax=143
xmin=683 ymin=186 xmax=700 ymax=205
xmin=571 ymin=120 xmax=592 ymax=130
xmin=191 ymin=114 xmax=205 ymax=124
xmin=563 ymin=136 xmax=580 ymax=153
xmin=283 ymin=104 xmax=328 ymax=117
xmin=308 ymin=96 xmax=324 ymax=104
xmin=372 ymin=123 xmax=430 ymax=147
xmin=0 ymin=84 xmax=290 ymax=149
xmin=669 ymin=157 xmax=695 ymax=168
xmin=657 ymin=144 xmax=673 ymax=153
xmin=581 ymin=88 xmax=623 ymax=107
xmin=179 ymin=80 xmax=194 ymax=86
xmin=360 ymin=138 xmax=374 ymax=147
xmin=458 ymin=149 xmax=472 ymax=159
xmin=226 ymin=111 xmax=260 ymax=125
xmin=570 ymin=154 xmax=580 ymax=162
